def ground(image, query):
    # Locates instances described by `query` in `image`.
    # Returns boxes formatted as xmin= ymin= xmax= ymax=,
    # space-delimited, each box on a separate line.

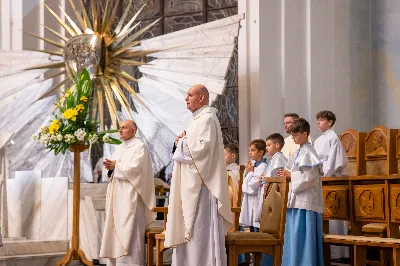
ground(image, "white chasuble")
xmin=314 ymin=128 xmax=349 ymax=259
xmin=165 ymin=106 xmax=233 ymax=251
xmin=100 ymin=137 xmax=156 ymax=262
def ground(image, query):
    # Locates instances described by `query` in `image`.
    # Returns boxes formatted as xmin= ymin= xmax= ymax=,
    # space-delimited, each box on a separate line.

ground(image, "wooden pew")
xmin=340 ymin=129 xmax=367 ymax=176
xmin=322 ymin=175 xmax=400 ymax=265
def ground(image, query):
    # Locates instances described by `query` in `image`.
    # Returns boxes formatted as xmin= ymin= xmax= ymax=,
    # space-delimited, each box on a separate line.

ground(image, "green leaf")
xmin=107 ymin=137 xmax=122 ymax=145
xmin=98 ymin=129 xmax=119 ymax=134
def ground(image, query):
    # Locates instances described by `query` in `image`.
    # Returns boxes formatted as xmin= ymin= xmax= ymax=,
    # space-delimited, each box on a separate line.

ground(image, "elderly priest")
xmin=165 ymin=84 xmax=233 ymax=265
xmin=100 ymin=120 xmax=156 ymax=266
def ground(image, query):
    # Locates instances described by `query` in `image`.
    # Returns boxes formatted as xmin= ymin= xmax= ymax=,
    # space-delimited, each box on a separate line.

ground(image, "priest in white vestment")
xmin=314 ymin=110 xmax=349 ymax=260
xmin=100 ymin=120 xmax=156 ymax=266
xmin=165 ymin=84 xmax=233 ymax=266
xmin=281 ymin=113 xmax=313 ymax=160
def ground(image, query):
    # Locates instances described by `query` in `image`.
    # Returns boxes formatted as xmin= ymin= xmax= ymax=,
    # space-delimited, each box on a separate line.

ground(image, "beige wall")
xmin=238 ymin=0 xmax=373 ymax=163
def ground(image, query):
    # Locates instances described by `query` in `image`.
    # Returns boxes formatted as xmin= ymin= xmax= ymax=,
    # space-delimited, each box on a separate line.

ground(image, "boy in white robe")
xmin=224 ymin=143 xmax=240 ymax=207
xmin=238 ymin=139 xmax=268 ymax=265
xmin=314 ymin=110 xmax=349 ymax=260
xmin=279 ymin=118 xmax=324 ymax=266
xmin=166 ymin=85 xmax=232 ymax=266
xmin=282 ymin=113 xmax=313 ymax=160
xmin=254 ymin=133 xmax=288 ymax=226
xmin=254 ymin=133 xmax=288 ymax=266
xmin=100 ymin=120 xmax=156 ymax=266
xmin=239 ymin=139 xmax=269 ymax=230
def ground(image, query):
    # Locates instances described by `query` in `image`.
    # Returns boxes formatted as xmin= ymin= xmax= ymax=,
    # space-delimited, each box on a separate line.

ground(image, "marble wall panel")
xmin=39 ymin=177 xmax=68 ymax=240
xmin=207 ymin=7 xmax=238 ymax=22
xmin=128 ymin=0 xmax=161 ymax=19
xmin=221 ymin=127 xmax=239 ymax=146
xmin=164 ymin=12 xmax=203 ymax=34
xmin=81 ymin=196 xmax=101 ymax=260
xmin=207 ymin=0 xmax=238 ymax=9
xmin=79 ymin=199 xmax=93 ymax=261
xmin=164 ymin=0 xmax=203 ymax=16
xmin=7 ymin=171 xmax=41 ymax=239
xmin=212 ymin=86 xmax=238 ymax=127
xmin=133 ymin=18 xmax=163 ymax=40
xmin=67 ymin=190 xmax=73 ymax=242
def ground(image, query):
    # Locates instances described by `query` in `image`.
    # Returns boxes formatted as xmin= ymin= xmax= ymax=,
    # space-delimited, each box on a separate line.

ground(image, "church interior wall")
xmin=238 ymin=0 xmax=379 ymax=163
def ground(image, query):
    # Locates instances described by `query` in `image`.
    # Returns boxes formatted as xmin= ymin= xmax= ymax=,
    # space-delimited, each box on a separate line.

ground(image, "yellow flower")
xmin=63 ymin=108 xmax=78 ymax=120
xmin=49 ymin=120 xmax=60 ymax=134
xmin=76 ymin=104 xmax=85 ymax=113
xmin=80 ymin=96 xmax=88 ymax=102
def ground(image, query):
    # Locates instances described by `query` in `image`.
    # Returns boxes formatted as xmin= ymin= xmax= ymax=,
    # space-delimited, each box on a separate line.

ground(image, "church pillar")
xmin=238 ymin=0 xmax=373 ymax=163
xmin=371 ymin=0 xmax=400 ymax=127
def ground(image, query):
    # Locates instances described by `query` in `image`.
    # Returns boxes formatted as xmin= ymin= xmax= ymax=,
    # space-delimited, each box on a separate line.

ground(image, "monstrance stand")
xmin=57 ymin=144 xmax=93 ymax=266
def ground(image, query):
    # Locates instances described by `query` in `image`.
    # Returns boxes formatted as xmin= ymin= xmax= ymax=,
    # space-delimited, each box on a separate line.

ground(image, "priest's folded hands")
xmin=103 ymin=159 xmax=116 ymax=170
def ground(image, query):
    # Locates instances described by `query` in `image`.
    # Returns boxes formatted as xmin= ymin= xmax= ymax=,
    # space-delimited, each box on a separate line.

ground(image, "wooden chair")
xmin=225 ymin=176 xmax=290 ymax=266
xmin=146 ymin=207 xmax=168 ymax=266
xmin=228 ymin=165 xmax=245 ymax=231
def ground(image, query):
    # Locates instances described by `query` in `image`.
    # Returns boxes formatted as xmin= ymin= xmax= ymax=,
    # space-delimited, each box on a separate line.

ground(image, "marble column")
xmin=238 ymin=0 xmax=373 ymax=163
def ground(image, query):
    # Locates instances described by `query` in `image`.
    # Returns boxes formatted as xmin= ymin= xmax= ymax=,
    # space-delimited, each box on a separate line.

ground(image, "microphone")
xmin=107 ymin=170 xmax=114 ymax=178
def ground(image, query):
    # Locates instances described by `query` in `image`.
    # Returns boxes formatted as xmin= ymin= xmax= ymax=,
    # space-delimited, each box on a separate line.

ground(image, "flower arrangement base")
xmin=57 ymin=144 xmax=93 ymax=266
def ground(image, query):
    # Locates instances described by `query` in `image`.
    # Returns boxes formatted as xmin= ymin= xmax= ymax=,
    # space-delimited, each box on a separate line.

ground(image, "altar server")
xmin=314 ymin=110 xmax=349 ymax=260
xmin=224 ymin=143 xmax=240 ymax=207
xmin=278 ymin=118 xmax=324 ymax=266
xmin=240 ymin=139 xmax=268 ymax=230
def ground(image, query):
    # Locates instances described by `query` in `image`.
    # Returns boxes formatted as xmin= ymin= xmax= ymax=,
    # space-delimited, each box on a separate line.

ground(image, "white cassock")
xmin=314 ymin=128 xmax=349 ymax=259
xmin=239 ymin=159 xmax=268 ymax=228
xmin=282 ymin=135 xmax=314 ymax=160
xmin=227 ymin=163 xmax=240 ymax=207
xmin=99 ymin=137 xmax=156 ymax=266
xmin=254 ymin=152 xmax=287 ymax=226
xmin=93 ymin=157 xmax=104 ymax=183
xmin=165 ymin=106 xmax=233 ymax=266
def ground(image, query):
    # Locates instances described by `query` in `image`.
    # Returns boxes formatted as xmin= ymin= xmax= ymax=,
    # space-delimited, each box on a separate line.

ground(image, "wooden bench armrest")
xmin=152 ymin=207 xmax=168 ymax=213
xmin=324 ymin=234 xmax=400 ymax=248
xmin=231 ymin=207 xmax=241 ymax=213
xmin=264 ymin=176 xmax=291 ymax=183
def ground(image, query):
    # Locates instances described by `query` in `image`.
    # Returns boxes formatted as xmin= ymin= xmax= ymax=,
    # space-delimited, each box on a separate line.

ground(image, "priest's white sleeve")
xmin=291 ymin=166 xmax=321 ymax=193
xmin=114 ymin=145 xmax=143 ymax=181
xmin=172 ymin=137 xmax=192 ymax=164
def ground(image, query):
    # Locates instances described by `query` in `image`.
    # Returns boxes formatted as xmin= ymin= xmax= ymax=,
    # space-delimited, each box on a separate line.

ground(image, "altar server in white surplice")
xmin=165 ymin=84 xmax=233 ymax=266
xmin=100 ymin=120 xmax=156 ymax=266
xmin=282 ymin=113 xmax=313 ymax=160
xmin=254 ymin=133 xmax=288 ymax=226
xmin=224 ymin=143 xmax=240 ymax=207
xmin=314 ymin=110 xmax=349 ymax=260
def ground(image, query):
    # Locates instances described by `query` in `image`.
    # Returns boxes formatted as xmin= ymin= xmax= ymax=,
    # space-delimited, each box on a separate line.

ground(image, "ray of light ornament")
xmin=26 ymin=0 xmax=160 ymax=130
xmin=0 ymin=0 xmax=243 ymax=176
